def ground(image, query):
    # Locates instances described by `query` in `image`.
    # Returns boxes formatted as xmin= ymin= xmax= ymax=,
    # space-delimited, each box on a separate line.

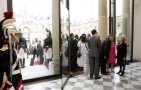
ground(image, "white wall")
xmin=0 ymin=0 xmax=7 ymax=20
xmin=133 ymin=0 xmax=141 ymax=61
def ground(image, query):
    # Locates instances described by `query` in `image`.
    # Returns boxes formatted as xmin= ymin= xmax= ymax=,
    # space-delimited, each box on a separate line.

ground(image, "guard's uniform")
xmin=43 ymin=29 xmax=52 ymax=68
xmin=17 ymin=37 xmax=27 ymax=68
xmin=0 ymin=12 xmax=22 ymax=90
xmin=45 ymin=46 xmax=52 ymax=60
xmin=18 ymin=47 xmax=26 ymax=59
xmin=0 ymin=43 xmax=22 ymax=90
xmin=17 ymin=40 xmax=27 ymax=59
xmin=0 ymin=44 xmax=13 ymax=90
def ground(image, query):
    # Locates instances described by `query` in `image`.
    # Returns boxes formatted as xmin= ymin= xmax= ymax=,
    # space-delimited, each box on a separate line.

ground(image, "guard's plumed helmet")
xmin=0 ymin=12 xmax=20 ymax=44
xmin=46 ymin=28 xmax=51 ymax=37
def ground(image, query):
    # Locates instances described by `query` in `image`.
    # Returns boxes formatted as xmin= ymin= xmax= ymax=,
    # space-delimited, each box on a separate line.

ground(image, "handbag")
xmin=77 ymin=52 xmax=82 ymax=57
xmin=77 ymin=42 xmax=82 ymax=57
xmin=64 ymin=49 xmax=69 ymax=57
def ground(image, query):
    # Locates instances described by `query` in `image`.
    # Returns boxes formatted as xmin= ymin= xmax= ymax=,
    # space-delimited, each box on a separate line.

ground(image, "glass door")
xmin=109 ymin=0 xmax=133 ymax=63
xmin=60 ymin=0 xmax=70 ymax=89
xmin=12 ymin=0 xmax=61 ymax=81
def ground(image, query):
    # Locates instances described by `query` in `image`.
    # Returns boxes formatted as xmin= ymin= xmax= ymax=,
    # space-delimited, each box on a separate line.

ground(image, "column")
xmin=133 ymin=0 xmax=141 ymax=61
xmin=0 ymin=0 xmax=7 ymax=20
xmin=50 ymin=0 xmax=60 ymax=74
xmin=122 ymin=0 xmax=130 ymax=60
xmin=98 ymin=0 xmax=107 ymax=40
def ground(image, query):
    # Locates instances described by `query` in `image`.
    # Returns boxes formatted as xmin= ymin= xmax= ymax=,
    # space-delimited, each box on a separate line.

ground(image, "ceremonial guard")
xmin=17 ymin=33 xmax=27 ymax=68
xmin=43 ymin=29 xmax=52 ymax=68
xmin=0 ymin=12 xmax=22 ymax=90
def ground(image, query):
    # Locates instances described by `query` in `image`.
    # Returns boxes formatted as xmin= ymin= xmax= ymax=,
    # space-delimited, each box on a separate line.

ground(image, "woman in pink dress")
xmin=107 ymin=40 xmax=116 ymax=73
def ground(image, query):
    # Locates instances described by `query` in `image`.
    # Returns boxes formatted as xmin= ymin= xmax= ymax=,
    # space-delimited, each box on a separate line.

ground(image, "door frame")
xmin=108 ymin=0 xmax=134 ymax=62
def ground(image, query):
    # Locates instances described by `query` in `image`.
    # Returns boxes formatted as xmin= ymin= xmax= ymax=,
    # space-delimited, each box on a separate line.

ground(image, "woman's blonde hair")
xmin=120 ymin=35 xmax=126 ymax=41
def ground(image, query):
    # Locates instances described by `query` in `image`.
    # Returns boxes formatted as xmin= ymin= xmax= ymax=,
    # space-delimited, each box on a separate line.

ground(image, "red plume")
xmin=3 ymin=12 xmax=13 ymax=19
xmin=46 ymin=28 xmax=48 ymax=32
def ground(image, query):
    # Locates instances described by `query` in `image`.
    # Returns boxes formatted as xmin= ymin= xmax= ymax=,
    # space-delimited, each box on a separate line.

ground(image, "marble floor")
xmin=20 ymin=55 xmax=54 ymax=80
xmin=21 ymin=65 xmax=53 ymax=80
xmin=23 ymin=62 xmax=141 ymax=90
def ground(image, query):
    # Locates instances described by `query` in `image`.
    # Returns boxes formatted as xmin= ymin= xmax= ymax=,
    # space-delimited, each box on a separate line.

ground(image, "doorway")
xmin=11 ymin=0 xmax=61 ymax=81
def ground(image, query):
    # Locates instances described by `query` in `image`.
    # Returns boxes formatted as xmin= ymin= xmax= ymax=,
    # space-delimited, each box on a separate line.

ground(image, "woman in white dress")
xmin=62 ymin=40 xmax=68 ymax=67
xmin=77 ymin=36 xmax=84 ymax=70
xmin=81 ymin=36 xmax=90 ymax=75
xmin=61 ymin=35 xmax=69 ymax=74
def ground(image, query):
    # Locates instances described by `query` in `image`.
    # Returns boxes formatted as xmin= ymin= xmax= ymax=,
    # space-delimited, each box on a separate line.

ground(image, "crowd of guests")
xmin=28 ymin=38 xmax=44 ymax=66
xmin=16 ymin=29 xmax=127 ymax=80
xmin=63 ymin=29 xmax=127 ymax=79
xmin=16 ymin=30 xmax=53 ymax=68
xmin=16 ymin=35 xmax=45 ymax=68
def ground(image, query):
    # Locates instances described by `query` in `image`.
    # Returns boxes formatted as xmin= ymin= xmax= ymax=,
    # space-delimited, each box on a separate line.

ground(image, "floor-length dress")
xmin=81 ymin=43 xmax=90 ymax=75
xmin=62 ymin=41 xmax=68 ymax=66
xmin=77 ymin=41 xmax=83 ymax=67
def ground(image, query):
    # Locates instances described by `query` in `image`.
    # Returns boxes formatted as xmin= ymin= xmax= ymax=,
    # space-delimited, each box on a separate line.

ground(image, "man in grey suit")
xmin=88 ymin=29 xmax=101 ymax=79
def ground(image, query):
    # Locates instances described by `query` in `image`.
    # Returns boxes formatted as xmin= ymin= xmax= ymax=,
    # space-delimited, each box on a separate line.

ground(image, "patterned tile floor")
xmin=24 ymin=62 xmax=141 ymax=90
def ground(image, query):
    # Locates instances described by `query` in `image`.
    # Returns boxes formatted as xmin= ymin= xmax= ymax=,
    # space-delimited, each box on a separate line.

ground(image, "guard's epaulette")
xmin=0 ymin=44 xmax=9 ymax=51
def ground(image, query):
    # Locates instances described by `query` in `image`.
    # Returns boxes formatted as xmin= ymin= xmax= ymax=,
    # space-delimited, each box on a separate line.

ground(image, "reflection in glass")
xmin=60 ymin=0 xmax=70 ymax=87
xmin=43 ymin=29 xmax=52 ymax=69
xmin=61 ymin=34 xmax=69 ymax=75
xmin=12 ymin=0 xmax=60 ymax=80
xmin=115 ymin=0 xmax=131 ymax=62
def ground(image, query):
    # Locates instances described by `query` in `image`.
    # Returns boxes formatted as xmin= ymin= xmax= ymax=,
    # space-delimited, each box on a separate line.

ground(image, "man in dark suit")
xmin=68 ymin=33 xmax=78 ymax=75
xmin=37 ymin=40 xmax=44 ymax=64
xmin=88 ymin=29 xmax=101 ymax=79
xmin=100 ymin=34 xmax=114 ymax=75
